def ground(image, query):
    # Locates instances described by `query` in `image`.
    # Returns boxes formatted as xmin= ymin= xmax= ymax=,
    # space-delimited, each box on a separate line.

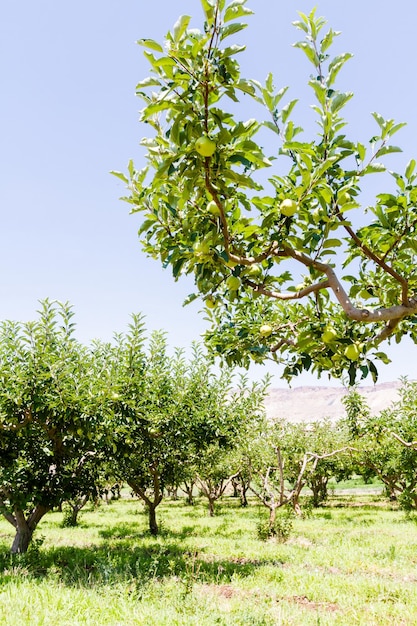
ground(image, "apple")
xmin=245 ymin=264 xmax=262 ymax=278
xmin=226 ymin=275 xmax=241 ymax=291
xmin=322 ymin=328 xmax=337 ymax=343
xmin=205 ymin=296 xmax=217 ymax=309
xmin=338 ymin=191 xmax=351 ymax=205
xmin=195 ymin=135 xmax=216 ymax=157
xmin=259 ymin=324 xmax=272 ymax=337
xmin=194 ymin=241 xmax=211 ymax=257
xmin=344 ymin=343 xmax=360 ymax=361
xmin=280 ymin=198 xmax=298 ymax=217
xmin=207 ymin=200 xmax=221 ymax=216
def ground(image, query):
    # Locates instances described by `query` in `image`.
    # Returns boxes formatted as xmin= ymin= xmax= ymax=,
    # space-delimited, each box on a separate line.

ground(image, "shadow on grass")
xmin=0 ymin=535 xmax=284 ymax=589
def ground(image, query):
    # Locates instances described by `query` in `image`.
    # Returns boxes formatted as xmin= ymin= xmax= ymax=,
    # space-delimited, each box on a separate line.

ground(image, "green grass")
xmin=1 ymin=494 xmax=417 ymax=625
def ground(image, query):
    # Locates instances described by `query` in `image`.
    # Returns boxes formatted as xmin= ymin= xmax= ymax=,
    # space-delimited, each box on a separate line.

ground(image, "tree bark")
xmin=269 ymin=505 xmax=276 ymax=529
xmin=148 ymin=503 xmax=158 ymax=535
xmin=128 ymin=472 xmax=163 ymax=536
xmin=11 ymin=504 xmax=49 ymax=553
xmin=208 ymin=497 xmax=215 ymax=517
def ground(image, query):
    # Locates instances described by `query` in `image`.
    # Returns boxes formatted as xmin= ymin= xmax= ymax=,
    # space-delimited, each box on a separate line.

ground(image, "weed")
xmin=257 ymin=509 xmax=293 ymax=542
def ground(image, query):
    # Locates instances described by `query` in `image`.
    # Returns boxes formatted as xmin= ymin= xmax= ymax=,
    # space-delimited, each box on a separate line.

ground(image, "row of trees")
xmin=1 ymin=300 xmax=416 ymax=552
xmin=0 ymin=300 xmax=267 ymax=552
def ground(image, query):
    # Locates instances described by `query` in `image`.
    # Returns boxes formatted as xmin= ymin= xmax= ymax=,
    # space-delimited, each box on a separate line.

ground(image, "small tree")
xmin=345 ymin=382 xmax=417 ymax=509
xmin=117 ymin=0 xmax=417 ymax=384
xmin=195 ymin=448 xmax=239 ymax=517
xmin=110 ymin=315 xmax=267 ymax=534
xmin=249 ymin=417 xmax=353 ymax=526
xmin=0 ymin=301 xmax=110 ymax=552
xmin=298 ymin=419 xmax=353 ymax=506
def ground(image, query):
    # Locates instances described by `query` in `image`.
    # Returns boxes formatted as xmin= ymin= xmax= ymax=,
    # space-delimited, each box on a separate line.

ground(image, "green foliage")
xmin=0 ymin=300 xmax=112 ymax=550
xmin=107 ymin=316 xmax=268 ymax=532
xmin=257 ymin=508 xmax=293 ymax=542
xmin=247 ymin=415 xmax=353 ymax=515
xmin=342 ymin=380 xmax=417 ymax=509
xmin=119 ymin=1 xmax=417 ymax=384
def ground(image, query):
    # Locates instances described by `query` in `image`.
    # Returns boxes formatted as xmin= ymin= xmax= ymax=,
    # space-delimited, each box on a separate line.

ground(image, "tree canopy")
xmin=0 ymin=300 xmax=112 ymax=552
xmin=116 ymin=0 xmax=417 ymax=385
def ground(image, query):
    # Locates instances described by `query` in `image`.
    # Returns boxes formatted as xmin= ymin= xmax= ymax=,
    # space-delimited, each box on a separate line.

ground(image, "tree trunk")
xmin=148 ymin=503 xmax=158 ymax=535
xmin=231 ymin=478 xmax=239 ymax=498
xmin=269 ymin=505 xmax=276 ymax=529
xmin=127 ymin=474 xmax=163 ymax=536
xmin=11 ymin=504 xmax=49 ymax=554
xmin=11 ymin=526 xmax=32 ymax=554
xmin=208 ymin=497 xmax=215 ymax=517
xmin=182 ymin=480 xmax=195 ymax=505
xmin=292 ymin=497 xmax=303 ymax=517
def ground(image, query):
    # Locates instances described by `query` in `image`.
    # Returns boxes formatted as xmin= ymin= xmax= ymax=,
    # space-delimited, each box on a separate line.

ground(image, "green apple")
xmin=245 ymin=263 xmax=262 ymax=278
xmin=195 ymin=135 xmax=216 ymax=157
xmin=193 ymin=241 xmax=211 ymax=257
xmin=322 ymin=328 xmax=337 ymax=343
xmin=207 ymin=200 xmax=221 ymax=216
xmin=280 ymin=198 xmax=298 ymax=217
xmin=259 ymin=324 xmax=272 ymax=337
xmin=205 ymin=296 xmax=217 ymax=309
xmin=338 ymin=191 xmax=351 ymax=205
xmin=344 ymin=343 xmax=360 ymax=361
xmin=226 ymin=275 xmax=241 ymax=291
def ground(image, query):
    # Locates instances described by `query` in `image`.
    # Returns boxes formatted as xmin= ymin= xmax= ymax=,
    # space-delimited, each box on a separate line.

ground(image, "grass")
xmin=1 ymin=492 xmax=417 ymax=625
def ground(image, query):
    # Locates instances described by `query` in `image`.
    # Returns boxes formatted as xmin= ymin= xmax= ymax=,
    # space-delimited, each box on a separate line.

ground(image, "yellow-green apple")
xmin=322 ymin=328 xmax=337 ymax=343
xmin=195 ymin=135 xmax=216 ymax=157
xmin=280 ymin=198 xmax=298 ymax=217
xmin=260 ymin=324 xmax=272 ymax=337
xmin=344 ymin=343 xmax=360 ymax=361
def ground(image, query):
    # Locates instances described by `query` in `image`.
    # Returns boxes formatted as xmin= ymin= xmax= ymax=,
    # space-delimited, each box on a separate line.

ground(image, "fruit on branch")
xmin=344 ymin=343 xmax=360 ymax=361
xmin=226 ymin=276 xmax=241 ymax=291
xmin=279 ymin=198 xmax=298 ymax=217
xmin=322 ymin=328 xmax=338 ymax=343
xmin=207 ymin=200 xmax=221 ymax=216
xmin=195 ymin=135 xmax=216 ymax=157
xmin=259 ymin=324 xmax=273 ymax=337
xmin=205 ymin=296 xmax=217 ymax=309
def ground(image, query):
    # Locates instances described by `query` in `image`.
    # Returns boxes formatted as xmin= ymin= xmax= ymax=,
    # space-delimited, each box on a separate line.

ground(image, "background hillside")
xmin=264 ymin=381 xmax=405 ymax=422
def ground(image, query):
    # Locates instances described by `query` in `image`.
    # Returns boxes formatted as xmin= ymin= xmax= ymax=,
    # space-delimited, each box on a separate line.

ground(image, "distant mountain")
xmin=263 ymin=381 xmax=404 ymax=423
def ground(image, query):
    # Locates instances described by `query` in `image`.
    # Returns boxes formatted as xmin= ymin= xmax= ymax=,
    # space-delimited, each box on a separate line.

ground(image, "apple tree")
xmin=247 ymin=416 xmax=353 ymax=524
xmin=193 ymin=373 xmax=267 ymax=516
xmin=116 ymin=0 xmax=417 ymax=384
xmin=108 ymin=314 xmax=267 ymax=534
xmin=343 ymin=383 xmax=417 ymax=509
xmin=0 ymin=301 xmax=113 ymax=553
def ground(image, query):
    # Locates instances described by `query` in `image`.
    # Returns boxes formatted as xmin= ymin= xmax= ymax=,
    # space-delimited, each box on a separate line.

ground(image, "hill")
xmin=263 ymin=381 xmax=404 ymax=422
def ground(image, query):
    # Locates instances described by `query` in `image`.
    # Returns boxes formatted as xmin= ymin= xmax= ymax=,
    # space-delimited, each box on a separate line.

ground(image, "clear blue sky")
xmin=1 ymin=1 xmax=416 ymax=388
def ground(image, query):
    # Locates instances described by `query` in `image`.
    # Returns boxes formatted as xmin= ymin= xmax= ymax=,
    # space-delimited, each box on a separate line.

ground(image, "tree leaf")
xmin=137 ymin=39 xmax=164 ymax=53
xmin=173 ymin=15 xmax=191 ymax=42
